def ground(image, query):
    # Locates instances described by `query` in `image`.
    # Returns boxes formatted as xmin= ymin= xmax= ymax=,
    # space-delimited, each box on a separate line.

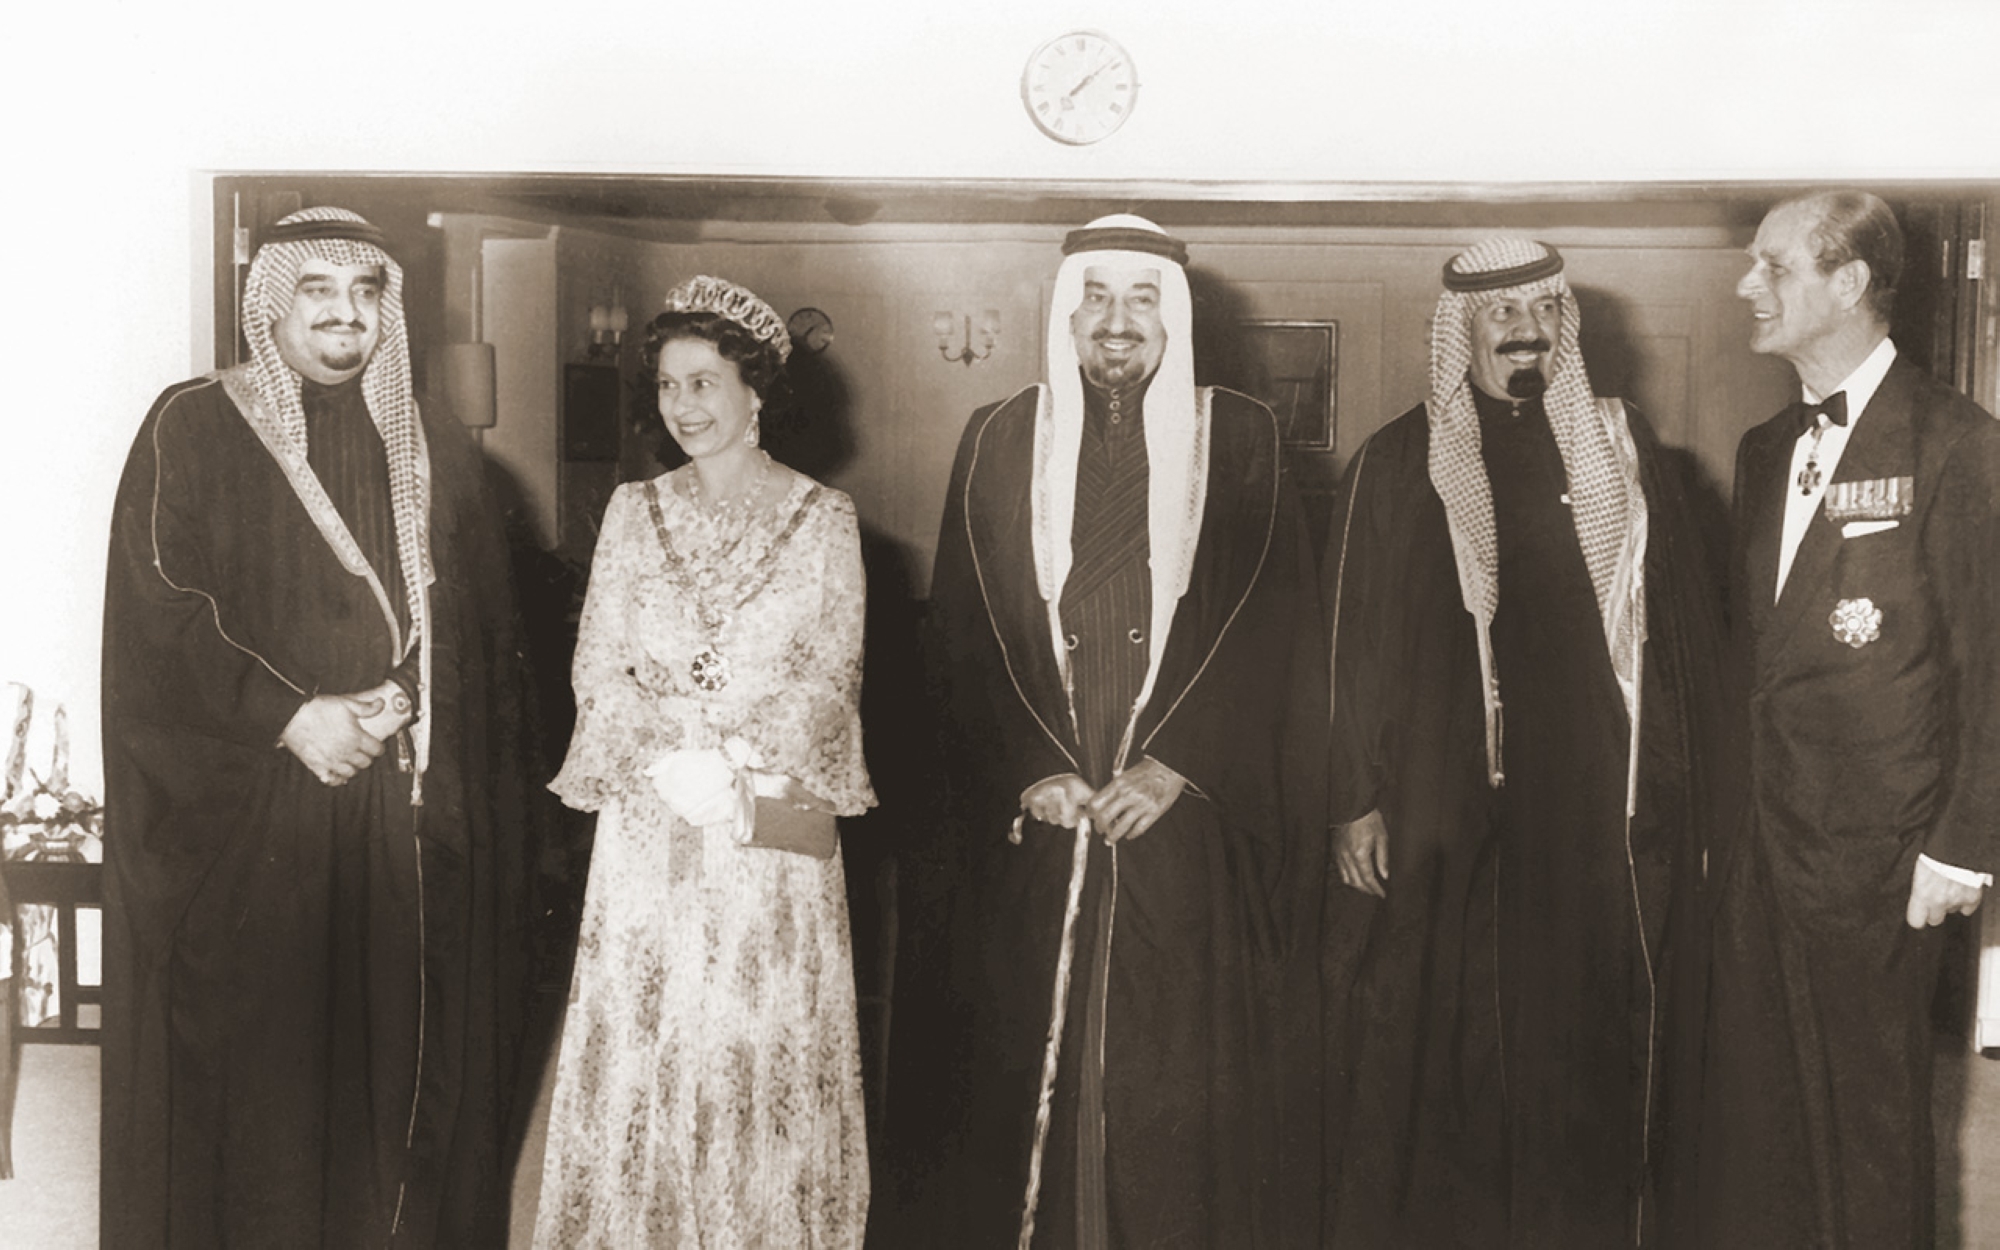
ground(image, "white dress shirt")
xmin=1774 ymin=337 xmax=1991 ymax=890
xmin=1775 ymin=337 xmax=1896 ymax=597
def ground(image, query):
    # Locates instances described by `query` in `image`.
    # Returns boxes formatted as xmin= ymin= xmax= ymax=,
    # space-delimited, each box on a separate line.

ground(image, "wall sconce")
xmin=588 ymin=288 xmax=629 ymax=360
xmin=934 ymin=309 xmax=1000 ymax=366
xmin=445 ymin=244 xmax=496 ymax=429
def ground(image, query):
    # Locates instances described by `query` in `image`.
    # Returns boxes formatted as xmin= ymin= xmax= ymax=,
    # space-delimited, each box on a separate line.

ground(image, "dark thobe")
xmin=1322 ymin=393 xmax=1725 ymax=1248
xmin=101 ymin=370 xmax=535 ymax=1248
xmin=1701 ymin=357 xmax=2000 ymax=1249
xmin=885 ymin=380 xmax=1327 ymax=1249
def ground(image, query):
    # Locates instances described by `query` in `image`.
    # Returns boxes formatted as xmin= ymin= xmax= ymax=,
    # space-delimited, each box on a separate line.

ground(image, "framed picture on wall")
xmin=1233 ymin=319 xmax=1337 ymax=453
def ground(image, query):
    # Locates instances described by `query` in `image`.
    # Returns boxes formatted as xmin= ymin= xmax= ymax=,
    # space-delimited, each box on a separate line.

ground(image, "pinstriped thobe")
xmin=1056 ymin=378 xmax=1153 ymax=1248
xmin=886 ymin=381 xmax=1329 ymax=1250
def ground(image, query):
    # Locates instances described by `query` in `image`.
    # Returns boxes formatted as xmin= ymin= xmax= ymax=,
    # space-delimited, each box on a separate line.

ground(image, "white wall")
xmin=7 ymin=0 xmax=1999 ymax=793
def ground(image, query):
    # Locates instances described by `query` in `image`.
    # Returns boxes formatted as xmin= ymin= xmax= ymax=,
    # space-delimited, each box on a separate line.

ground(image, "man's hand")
xmin=280 ymin=692 xmax=389 ymax=787
xmin=1021 ymin=774 xmax=1096 ymax=830
xmin=1086 ymin=757 xmax=1186 ymax=843
xmin=1906 ymin=858 xmax=1987 ymax=929
xmin=1336 ymin=809 xmax=1390 ymax=898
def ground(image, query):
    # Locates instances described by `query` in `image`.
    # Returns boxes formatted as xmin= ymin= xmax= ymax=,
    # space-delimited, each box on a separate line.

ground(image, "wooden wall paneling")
xmin=1689 ymin=253 xmax=1798 ymax=494
xmin=507 ymin=220 xmax=1867 ymax=590
xmin=1213 ymin=280 xmax=1385 ymax=530
xmin=1578 ymin=293 xmax=1695 ymax=442
xmin=481 ymin=233 xmax=560 ymax=551
xmin=900 ymin=286 xmax=1041 ymax=598
xmin=1978 ymin=195 xmax=1999 ymax=417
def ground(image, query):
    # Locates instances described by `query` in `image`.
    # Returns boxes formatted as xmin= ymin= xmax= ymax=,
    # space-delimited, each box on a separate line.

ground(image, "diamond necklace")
xmin=686 ymin=450 xmax=772 ymax=521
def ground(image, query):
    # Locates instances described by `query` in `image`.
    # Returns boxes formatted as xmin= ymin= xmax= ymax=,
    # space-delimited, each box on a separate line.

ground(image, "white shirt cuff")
xmin=1919 ymin=853 xmax=1994 ymax=889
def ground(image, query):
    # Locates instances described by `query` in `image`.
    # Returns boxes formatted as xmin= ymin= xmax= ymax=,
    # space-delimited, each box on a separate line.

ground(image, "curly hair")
xmin=639 ymin=310 xmax=787 ymax=401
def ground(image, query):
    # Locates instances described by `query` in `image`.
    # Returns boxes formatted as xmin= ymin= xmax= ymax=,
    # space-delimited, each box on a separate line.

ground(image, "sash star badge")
xmin=1829 ymin=597 xmax=1883 ymax=649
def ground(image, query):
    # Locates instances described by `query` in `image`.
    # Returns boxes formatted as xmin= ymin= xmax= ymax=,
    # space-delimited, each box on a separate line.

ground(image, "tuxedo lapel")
xmin=1740 ymin=418 xmax=1792 ymax=652
xmin=1757 ymin=361 xmax=1917 ymax=673
xmin=1762 ymin=491 xmax=1837 ymax=667
xmin=1831 ymin=360 xmax=1918 ymax=491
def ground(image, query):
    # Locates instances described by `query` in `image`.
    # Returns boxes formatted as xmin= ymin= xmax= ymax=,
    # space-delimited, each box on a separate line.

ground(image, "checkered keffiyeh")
xmin=1427 ymin=237 xmax=1648 ymax=796
xmin=239 ymin=206 xmax=435 ymax=798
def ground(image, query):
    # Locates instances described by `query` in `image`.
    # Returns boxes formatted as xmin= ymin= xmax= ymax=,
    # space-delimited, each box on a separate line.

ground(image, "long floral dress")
xmin=535 ymin=468 xmax=877 ymax=1247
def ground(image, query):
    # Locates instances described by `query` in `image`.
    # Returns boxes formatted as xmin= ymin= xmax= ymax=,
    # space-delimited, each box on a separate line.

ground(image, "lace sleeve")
xmin=549 ymin=484 xmax=679 ymax=810
xmin=780 ymin=490 xmax=877 ymax=817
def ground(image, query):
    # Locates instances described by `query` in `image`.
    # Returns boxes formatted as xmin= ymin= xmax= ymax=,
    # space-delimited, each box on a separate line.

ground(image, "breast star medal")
xmin=690 ymin=646 xmax=733 ymax=692
xmin=1829 ymin=597 xmax=1882 ymax=649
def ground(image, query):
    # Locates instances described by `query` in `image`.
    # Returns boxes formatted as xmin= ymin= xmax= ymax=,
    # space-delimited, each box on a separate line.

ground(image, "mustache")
xmin=312 ymin=318 xmax=369 ymax=332
xmin=1496 ymin=337 xmax=1552 ymax=355
xmin=1092 ymin=328 xmax=1146 ymax=344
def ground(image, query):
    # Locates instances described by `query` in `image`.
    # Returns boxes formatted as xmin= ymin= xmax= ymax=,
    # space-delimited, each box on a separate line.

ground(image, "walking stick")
xmin=1018 ymin=814 xmax=1094 ymax=1250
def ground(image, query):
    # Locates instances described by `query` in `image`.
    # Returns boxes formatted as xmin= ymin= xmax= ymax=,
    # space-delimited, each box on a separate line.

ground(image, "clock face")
xmin=786 ymin=306 xmax=834 ymax=354
xmin=1021 ymin=31 xmax=1138 ymax=146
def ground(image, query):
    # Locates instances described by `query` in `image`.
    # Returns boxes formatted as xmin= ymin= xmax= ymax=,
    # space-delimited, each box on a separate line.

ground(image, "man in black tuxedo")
xmin=1701 ymin=190 xmax=2000 ymax=1248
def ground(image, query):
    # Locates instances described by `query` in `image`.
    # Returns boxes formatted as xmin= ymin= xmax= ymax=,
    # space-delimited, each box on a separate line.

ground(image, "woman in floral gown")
xmin=534 ymin=276 xmax=876 ymax=1247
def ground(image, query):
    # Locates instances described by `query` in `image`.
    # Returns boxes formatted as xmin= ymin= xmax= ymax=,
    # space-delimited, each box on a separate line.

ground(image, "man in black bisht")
xmin=1321 ymin=238 xmax=1729 ymax=1247
xmin=101 ymin=207 xmax=534 ymax=1247
xmin=886 ymin=215 xmax=1326 ymax=1248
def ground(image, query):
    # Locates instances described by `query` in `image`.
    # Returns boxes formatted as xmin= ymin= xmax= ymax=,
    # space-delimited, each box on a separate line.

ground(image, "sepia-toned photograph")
xmin=3 ymin=4 xmax=1999 ymax=1247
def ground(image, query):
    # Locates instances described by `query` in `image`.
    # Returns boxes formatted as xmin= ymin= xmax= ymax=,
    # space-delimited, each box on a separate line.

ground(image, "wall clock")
xmin=1020 ymin=31 xmax=1138 ymax=146
xmin=787 ymin=306 xmax=834 ymax=355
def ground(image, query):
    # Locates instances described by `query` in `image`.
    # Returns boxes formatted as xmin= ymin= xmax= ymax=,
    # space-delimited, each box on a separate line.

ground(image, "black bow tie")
xmin=1794 ymin=391 xmax=1849 ymax=434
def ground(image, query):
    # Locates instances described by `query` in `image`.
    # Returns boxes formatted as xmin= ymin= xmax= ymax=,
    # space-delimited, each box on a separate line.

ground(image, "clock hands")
xmin=1068 ymin=59 xmax=1121 ymax=98
xmin=1023 ymin=32 xmax=1137 ymax=144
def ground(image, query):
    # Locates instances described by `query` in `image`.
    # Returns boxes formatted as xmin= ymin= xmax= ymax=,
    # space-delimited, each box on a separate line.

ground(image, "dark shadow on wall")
xmin=1573 ymin=285 xmax=1734 ymax=612
xmin=1189 ymin=265 xmax=1343 ymax=551
xmin=1573 ymin=285 xmax=1640 ymax=413
xmin=775 ymin=346 xmax=861 ymax=483
xmin=470 ymin=449 xmax=593 ymax=1054
xmin=476 ymin=452 xmax=586 ymax=769
xmin=845 ymin=525 xmax=930 ymax=1163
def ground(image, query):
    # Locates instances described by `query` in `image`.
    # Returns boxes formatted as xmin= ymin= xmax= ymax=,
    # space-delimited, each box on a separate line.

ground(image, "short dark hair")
xmin=1782 ymin=190 xmax=1904 ymax=323
xmin=639 ymin=310 xmax=787 ymax=401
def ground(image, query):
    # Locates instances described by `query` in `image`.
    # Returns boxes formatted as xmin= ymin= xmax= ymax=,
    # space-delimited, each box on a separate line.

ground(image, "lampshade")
xmin=441 ymin=342 xmax=497 ymax=429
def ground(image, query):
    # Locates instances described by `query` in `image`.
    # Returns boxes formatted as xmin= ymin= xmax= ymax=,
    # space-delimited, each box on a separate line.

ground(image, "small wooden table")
xmin=4 ymin=860 xmax=102 ymax=1045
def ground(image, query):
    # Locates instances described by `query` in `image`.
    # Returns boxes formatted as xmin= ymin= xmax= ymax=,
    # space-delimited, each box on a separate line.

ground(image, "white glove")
xmin=646 ymin=737 xmax=761 ymax=833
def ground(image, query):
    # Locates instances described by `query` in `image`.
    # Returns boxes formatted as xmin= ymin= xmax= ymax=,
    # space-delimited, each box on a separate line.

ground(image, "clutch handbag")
xmin=745 ymin=796 xmax=838 ymax=860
